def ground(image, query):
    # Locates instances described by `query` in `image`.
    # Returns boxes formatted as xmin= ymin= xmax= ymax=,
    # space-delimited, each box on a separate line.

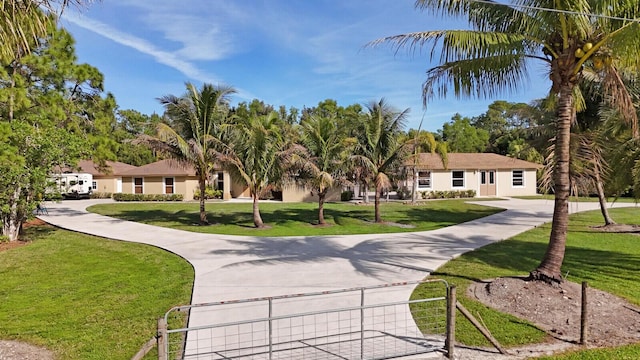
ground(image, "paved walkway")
xmin=37 ymin=198 xmax=634 ymax=359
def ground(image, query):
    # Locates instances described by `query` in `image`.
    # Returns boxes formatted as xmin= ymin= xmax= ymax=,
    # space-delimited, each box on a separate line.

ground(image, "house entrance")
xmin=479 ymin=170 xmax=496 ymax=196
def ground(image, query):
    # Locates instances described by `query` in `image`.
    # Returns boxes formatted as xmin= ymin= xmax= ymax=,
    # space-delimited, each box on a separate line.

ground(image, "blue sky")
xmin=62 ymin=0 xmax=551 ymax=132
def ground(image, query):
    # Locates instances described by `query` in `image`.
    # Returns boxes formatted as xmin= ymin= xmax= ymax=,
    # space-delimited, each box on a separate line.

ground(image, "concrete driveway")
xmin=37 ymin=198 xmax=630 ymax=359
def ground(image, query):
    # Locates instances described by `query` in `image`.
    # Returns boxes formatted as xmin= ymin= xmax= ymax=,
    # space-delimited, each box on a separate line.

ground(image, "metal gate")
xmin=160 ymin=280 xmax=449 ymax=360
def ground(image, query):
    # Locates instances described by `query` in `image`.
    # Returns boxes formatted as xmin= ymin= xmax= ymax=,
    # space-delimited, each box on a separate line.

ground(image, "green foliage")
xmin=340 ymin=190 xmax=354 ymax=201
xmin=420 ymin=190 xmax=476 ymax=199
xmin=0 ymin=226 xmax=193 ymax=359
xmin=0 ymin=26 xmax=111 ymax=240
xmin=440 ymin=114 xmax=490 ymax=153
xmin=89 ymin=192 xmax=112 ymax=199
xmin=112 ymin=193 xmax=183 ymax=202
xmin=193 ymin=187 xmax=222 ymax=200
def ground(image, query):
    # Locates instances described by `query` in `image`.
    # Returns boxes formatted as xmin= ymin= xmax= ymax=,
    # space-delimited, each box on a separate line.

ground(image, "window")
xmin=164 ymin=177 xmax=174 ymax=194
xmin=512 ymin=170 xmax=524 ymax=187
xmin=92 ymin=181 xmax=97 ymax=190
xmin=134 ymin=177 xmax=143 ymax=194
xmin=452 ymin=171 xmax=464 ymax=188
xmin=417 ymin=171 xmax=431 ymax=189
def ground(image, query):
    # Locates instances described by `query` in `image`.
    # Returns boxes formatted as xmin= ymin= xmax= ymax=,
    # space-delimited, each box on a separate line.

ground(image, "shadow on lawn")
xmin=453 ymin=239 xmax=640 ymax=285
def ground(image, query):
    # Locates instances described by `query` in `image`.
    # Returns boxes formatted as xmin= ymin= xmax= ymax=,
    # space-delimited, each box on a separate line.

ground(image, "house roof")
xmin=75 ymin=160 xmax=138 ymax=176
xmin=119 ymin=159 xmax=197 ymax=177
xmin=408 ymin=153 xmax=543 ymax=170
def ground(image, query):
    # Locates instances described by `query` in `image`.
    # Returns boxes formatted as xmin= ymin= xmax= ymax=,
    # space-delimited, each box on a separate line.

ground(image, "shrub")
xmin=419 ymin=190 xmax=476 ymax=200
xmin=193 ymin=187 xmax=223 ymax=200
xmin=112 ymin=193 xmax=183 ymax=202
xmin=341 ymin=190 xmax=354 ymax=201
xmin=396 ymin=186 xmax=411 ymax=200
xmin=90 ymin=192 xmax=112 ymax=199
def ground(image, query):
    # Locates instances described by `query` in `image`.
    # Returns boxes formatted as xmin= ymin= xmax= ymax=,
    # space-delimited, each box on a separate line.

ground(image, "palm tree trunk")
xmin=411 ymin=166 xmax=418 ymax=205
xmin=318 ymin=191 xmax=326 ymax=225
xmin=374 ymin=186 xmax=382 ymax=223
xmin=198 ymin=178 xmax=209 ymax=225
xmin=363 ymin=180 xmax=369 ymax=204
xmin=531 ymin=84 xmax=573 ymax=284
xmin=595 ymin=168 xmax=615 ymax=226
xmin=252 ymin=193 xmax=264 ymax=228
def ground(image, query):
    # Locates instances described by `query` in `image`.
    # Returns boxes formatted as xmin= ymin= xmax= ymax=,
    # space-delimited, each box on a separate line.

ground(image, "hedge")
xmin=112 ymin=193 xmax=184 ymax=202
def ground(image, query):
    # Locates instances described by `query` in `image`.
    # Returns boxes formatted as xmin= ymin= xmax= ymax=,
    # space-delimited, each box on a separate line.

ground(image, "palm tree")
xmin=136 ymin=82 xmax=236 ymax=225
xmin=1 ymin=1 xmax=89 ymax=62
xmin=218 ymin=111 xmax=289 ymax=228
xmin=354 ymin=98 xmax=410 ymax=223
xmin=373 ymin=1 xmax=640 ymax=283
xmin=299 ymin=113 xmax=355 ymax=225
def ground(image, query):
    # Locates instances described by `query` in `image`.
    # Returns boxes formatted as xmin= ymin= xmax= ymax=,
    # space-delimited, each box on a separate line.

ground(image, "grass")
xmin=515 ymin=194 xmax=638 ymax=203
xmin=87 ymin=200 xmax=503 ymax=236
xmin=412 ymin=207 xmax=640 ymax=358
xmin=0 ymin=224 xmax=194 ymax=359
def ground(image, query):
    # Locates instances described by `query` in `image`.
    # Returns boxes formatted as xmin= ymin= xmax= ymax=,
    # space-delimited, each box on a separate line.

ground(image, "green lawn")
xmin=88 ymin=200 xmax=503 ymax=236
xmin=0 ymin=225 xmax=193 ymax=359
xmin=412 ymin=207 xmax=640 ymax=358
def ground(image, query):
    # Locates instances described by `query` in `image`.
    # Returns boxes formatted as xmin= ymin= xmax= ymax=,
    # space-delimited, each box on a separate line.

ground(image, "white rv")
xmin=49 ymin=173 xmax=93 ymax=199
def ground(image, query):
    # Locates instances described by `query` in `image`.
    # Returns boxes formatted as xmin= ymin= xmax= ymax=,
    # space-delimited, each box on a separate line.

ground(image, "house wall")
xmin=231 ymin=180 xmax=250 ymax=198
xmin=174 ymin=176 xmax=198 ymax=201
xmin=94 ymin=177 xmax=117 ymax=193
xmin=122 ymin=177 xmax=133 ymax=193
xmin=495 ymin=169 xmax=538 ymax=196
xmin=281 ymin=184 xmax=342 ymax=203
xmin=414 ymin=168 xmax=538 ymax=197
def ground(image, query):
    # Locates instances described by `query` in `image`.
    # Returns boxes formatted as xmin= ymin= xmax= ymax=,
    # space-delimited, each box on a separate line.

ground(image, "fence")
xmin=159 ymin=280 xmax=449 ymax=360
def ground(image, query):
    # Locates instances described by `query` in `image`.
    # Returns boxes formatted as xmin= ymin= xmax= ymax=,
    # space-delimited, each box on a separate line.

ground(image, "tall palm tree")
xmin=136 ymin=82 xmax=236 ymax=225
xmin=218 ymin=111 xmax=289 ymax=228
xmin=354 ymin=98 xmax=410 ymax=223
xmin=373 ymin=0 xmax=640 ymax=283
xmin=299 ymin=113 xmax=355 ymax=225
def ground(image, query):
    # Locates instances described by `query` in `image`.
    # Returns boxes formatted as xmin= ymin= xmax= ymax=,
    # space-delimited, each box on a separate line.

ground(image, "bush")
xmin=193 ymin=187 xmax=223 ymax=200
xmin=90 ymin=192 xmax=112 ymax=199
xmin=420 ymin=190 xmax=476 ymax=200
xmin=112 ymin=193 xmax=183 ymax=202
xmin=341 ymin=190 xmax=354 ymax=201
xmin=396 ymin=186 xmax=412 ymax=200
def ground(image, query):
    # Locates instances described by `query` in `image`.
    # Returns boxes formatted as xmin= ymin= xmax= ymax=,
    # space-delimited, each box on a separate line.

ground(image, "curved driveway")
xmin=37 ymin=198 xmax=633 ymax=358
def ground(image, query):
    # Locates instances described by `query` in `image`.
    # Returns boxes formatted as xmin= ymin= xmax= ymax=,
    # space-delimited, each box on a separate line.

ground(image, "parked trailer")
xmin=49 ymin=173 xmax=93 ymax=199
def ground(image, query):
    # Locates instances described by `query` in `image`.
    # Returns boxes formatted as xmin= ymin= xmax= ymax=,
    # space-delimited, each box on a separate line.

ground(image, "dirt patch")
xmin=0 ymin=340 xmax=54 ymax=360
xmin=591 ymin=223 xmax=640 ymax=233
xmin=468 ymin=277 xmax=640 ymax=348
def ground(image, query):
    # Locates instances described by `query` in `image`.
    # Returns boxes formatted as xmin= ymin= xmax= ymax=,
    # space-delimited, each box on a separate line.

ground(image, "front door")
xmin=479 ymin=170 xmax=496 ymax=196
xmin=116 ymin=177 xmax=122 ymax=193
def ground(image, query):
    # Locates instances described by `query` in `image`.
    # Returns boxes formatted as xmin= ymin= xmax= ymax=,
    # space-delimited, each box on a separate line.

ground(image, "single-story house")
xmin=75 ymin=160 xmax=138 ymax=194
xmin=405 ymin=153 xmax=542 ymax=197
xmin=117 ymin=159 xmax=237 ymax=201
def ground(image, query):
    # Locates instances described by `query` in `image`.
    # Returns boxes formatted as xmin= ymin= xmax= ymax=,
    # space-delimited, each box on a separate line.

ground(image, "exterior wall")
xmin=414 ymin=168 xmax=538 ymax=197
xmin=281 ymin=184 xmax=342 ymax=203
xmin=143 ymin=177 xmax=164 ymax=195
xmin=179 ymin=177 xmax=199 ymax=201
xmin=94 ymin=177 xmax=117 ymax=193
xmin=122 ymin=177 xmax=134 ymax=194
xmin=495 ymin=169 xmax=538 ymax=196
xmin=231 ymin=180 xmax=250 ymax=198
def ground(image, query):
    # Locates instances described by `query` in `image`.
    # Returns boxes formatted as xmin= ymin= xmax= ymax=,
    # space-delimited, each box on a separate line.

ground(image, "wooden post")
xmin=157 ymin=317 xmax=167 ymax=360
xmin=581 ymin=281 xmax=588 ymax=345
xmin=446 ymin=285 xmax=456 ymax=359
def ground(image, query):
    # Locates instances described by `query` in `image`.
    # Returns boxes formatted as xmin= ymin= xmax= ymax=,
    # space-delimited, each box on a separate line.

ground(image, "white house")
xmin=405 ymin=153 xmax=542 ymax=197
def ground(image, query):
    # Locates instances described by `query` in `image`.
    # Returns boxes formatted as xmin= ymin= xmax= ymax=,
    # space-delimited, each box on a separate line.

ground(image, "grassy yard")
xmin=88 ymin=200 xmax=502 ymax=236
xmin=412 ymin=207 xmax=640 ymax=358
xmin=0 ymin=224 xmax=193 ymax=359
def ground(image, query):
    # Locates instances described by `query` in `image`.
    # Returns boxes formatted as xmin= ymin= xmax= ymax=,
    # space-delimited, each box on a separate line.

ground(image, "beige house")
xmin=281 ymin=184 xmax=342 ymax=202
xmin=118 ymin=160 xmax=237 ymax=201
xmin=406 ymin=153 xmax=542 ymax=197
xmin=75 ymin=160 xmax=137 ymax=194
